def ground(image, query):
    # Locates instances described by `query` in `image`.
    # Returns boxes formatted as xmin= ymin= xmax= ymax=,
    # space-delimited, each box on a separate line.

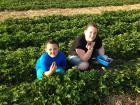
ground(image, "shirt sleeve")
xmin=94 ymin=36 xmax=102 ymax=49
xmin=75 ymin=36 xmax=85 ymax=50
xmin=39 ymin=54 xmax=49 ymax=71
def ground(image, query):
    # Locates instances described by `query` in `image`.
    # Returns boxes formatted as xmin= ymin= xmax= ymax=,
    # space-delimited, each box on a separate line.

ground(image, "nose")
xmin=52 ymin=50 xmax=55 ymax=55
xmin=90 ymin=33 xmax=94 ymax=37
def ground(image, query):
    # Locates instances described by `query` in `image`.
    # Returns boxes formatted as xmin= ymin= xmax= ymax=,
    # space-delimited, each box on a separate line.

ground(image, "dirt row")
xmin=0 ymin=3 xmax=140 ymax=21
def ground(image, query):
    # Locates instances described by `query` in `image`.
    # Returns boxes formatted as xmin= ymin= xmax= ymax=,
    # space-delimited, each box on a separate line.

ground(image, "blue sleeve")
xmin=36 ymin=53 xmax=50 ymax=80
xmin=39 ymin=54 xmax=49 ymax=71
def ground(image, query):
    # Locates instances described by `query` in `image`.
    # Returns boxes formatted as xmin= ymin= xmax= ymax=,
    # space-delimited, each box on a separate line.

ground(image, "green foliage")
xmin=104 ymin=31 xmax=140 ymax=58
xmin=0 ymin=47 xmax=38 ymax=85
xmin=0 ymin=0 xmax=140 ymax=11
xmin=1 ymin=65 xmax=140 ymax=105
xmin=0 ymin=10 xmax=140 ymax=104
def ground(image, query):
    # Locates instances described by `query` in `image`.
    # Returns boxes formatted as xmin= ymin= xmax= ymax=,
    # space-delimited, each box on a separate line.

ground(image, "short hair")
xmin=45 ymin=39 xmax=59 ymax=47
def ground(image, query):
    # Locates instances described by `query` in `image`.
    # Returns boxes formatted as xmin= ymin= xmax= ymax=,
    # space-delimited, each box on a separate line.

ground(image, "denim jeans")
xmin=68 ymin=52 xmax=98 ymax=67
xmin=68 ymin=55 xmax=84 ymax=66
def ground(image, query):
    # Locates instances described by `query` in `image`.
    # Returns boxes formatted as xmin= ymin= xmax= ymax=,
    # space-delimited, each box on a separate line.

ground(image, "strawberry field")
xmin=0 ymin=10 xmax=140 ymax=104
xmin=0 ymin=0 xmax=140 ymax=11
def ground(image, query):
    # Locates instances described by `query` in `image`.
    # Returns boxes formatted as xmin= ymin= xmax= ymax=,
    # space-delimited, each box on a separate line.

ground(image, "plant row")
xmin=0 ymin=10 xmax=140 ymax=105
xmin=0 ymin=10 xmax=140 ymax=84
xmin=0 ymin=0 xmax=140 ymax=11
xmin=1 ymin=63 xmax=140 ymax=105
xmin=0 ymin=10 xmax=139 ymax=51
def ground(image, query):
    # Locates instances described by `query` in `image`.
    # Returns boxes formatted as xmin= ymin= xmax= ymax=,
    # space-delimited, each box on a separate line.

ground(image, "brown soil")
xmin=105 ymin=94 xmax=140 ymax=105
xmin=0 ymin=4 xmax=140 ymax=21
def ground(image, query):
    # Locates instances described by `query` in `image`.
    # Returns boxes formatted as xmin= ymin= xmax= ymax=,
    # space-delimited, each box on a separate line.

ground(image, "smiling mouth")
xmin=50 ymin=54 xmax=56 ymax=57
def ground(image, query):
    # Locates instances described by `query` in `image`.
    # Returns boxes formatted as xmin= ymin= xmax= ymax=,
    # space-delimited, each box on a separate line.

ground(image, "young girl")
xmin=35 ymin=39 xmax=67 ymax=80
xmin=69 ymin=22 xmax=112 ymax=70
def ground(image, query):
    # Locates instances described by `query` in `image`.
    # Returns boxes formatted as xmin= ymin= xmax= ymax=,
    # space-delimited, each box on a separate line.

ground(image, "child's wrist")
xmin=44 ymin=71 xmax=53 ymax=76
xmin=50 ymin=69 xmax=55 ymax=74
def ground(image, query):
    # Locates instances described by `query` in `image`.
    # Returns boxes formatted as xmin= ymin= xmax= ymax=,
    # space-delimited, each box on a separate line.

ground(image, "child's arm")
xmin=76 ymin=42 xmax=95 ymax=61
xmin=36 ymin=54 xmax=49 ymax=79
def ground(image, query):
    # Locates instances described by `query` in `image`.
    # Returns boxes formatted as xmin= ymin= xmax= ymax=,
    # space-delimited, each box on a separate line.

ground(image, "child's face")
xmin=46 ymin=43 xmax=59 ymax=57
xmin=84 ymin=26 xmax=97 ymax=42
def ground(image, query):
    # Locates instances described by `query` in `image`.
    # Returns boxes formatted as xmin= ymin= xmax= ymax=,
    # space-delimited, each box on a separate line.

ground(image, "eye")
xmin=49 ymin=49 xmax=52 ymax=51
xmin=54 ymin=48 xmax=57 ymax=50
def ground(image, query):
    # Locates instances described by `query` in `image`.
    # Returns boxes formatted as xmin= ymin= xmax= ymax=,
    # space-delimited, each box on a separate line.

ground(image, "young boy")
xmin=35 ymin=39 xmax=67 ymax=80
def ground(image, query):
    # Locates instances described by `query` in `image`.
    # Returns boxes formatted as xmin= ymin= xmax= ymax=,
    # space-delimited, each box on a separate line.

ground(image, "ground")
xmin=0 ymin=4 xmax=140 ymax=21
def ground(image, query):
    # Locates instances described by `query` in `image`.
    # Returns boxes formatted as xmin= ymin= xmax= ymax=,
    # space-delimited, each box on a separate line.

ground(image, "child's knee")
xmin=78 ymin=62 xmax=89 ymax=70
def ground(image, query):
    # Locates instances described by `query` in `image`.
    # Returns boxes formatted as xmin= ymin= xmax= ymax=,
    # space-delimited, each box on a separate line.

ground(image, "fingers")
xmin=50 ymin=62 xmax=57 ymax=72
xmin=86 ymin=42 xmax=95 ymax=50
xmin=52 ymin=61 xmax=55 ymax=66
xmin=52 ymin=62 xmax=57 ymax=68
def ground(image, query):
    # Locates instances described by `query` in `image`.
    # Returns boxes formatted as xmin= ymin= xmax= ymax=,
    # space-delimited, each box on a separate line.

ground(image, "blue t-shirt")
xmin=36 ymin=51 xmax=67 ymax=72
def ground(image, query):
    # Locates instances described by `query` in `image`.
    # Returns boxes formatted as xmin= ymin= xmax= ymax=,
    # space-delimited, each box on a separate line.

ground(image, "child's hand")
xmin=43 ymin=62 xmax=57 ymax=77
xmin=50 ymin=62 xmax=57 ymax=73
xmin=86 ymin=42 xmax=95 ymax=50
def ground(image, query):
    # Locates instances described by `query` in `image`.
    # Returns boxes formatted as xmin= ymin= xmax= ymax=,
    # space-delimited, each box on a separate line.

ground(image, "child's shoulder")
xmin=40 ymin=52 xmax=48 ymax=57
xmin=58 ymin=50 xmax=64 ymax=55
xmin=58 ymin=51 xmax=66 ymax=56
